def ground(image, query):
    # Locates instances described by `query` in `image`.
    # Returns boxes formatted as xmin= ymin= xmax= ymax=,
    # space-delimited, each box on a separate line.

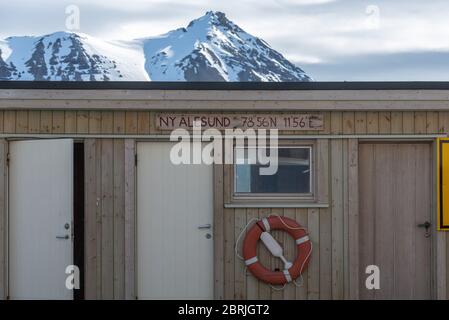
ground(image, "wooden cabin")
xmin=0 ymin=81 xmax=448 ymax=300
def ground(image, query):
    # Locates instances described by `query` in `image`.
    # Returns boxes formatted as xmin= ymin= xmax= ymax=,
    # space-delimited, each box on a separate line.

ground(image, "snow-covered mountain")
xmin=0 ymin=11 xmax=311 ymax=82
xmin=0 ymin=32 xmax=148 ymax=81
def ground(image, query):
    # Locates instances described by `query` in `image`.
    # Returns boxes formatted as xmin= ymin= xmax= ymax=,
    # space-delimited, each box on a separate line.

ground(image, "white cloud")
xmin=275 ymin=0 xmax=337 ymax=5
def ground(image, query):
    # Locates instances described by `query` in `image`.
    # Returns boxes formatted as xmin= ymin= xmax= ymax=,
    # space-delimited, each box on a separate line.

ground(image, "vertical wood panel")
xmin=414 ymin=112 xmax=427 ymax=134
xmin=224 ymin=208 xmax=235 ymax=299
xmin=354 ymin=112 xmax=366 ymax=134
xmin=427 ymin=112 xmax=439 ymax=134
xmin=342 ymin=139 xmax=350 ymax=300
xmin=234 ymin=209 xmax=246 ymax=299
xmin=258 ymin=208 xmax=271 ymax=299
xmin=295 ymin=208 xmax=308 ymax=299
xmin=101 ymin=112 xmax=114 ymax=134
xmin=270 ymin=208 xmax=284 ymax=300
xmin=101 ymin=139 xmax=114 ymax=299
xmin=125 ymin=112 xmax=138 ymax=134
xmin=0 ymin=140 xmax=6 ymax=299
xmin=378 ymin=112 xmax=391 ymax=134
xmin=40 ymin=111 xmax=52 ymax=133
xmin=114 ymin=112 xmax=126 ymax=134
xmin=283 ymin=208 xmax=296 ymax=300
xmin=95 ymin=139 xmax=102 ymax=299
xmin=438 ymin=112 xmax=449 ymax=133
xmin=317 ymin=139 xmax=329 ymax=204
xmin=84 ymin=139 xmax=98 ymax=299
xmin=4 ymin=111 xmax=16 ymax=133
xmin=137 ymin=112 xmax=151 ymax=134
xmin=245 ymin=209 xmax=259 ymax=299
xmin=149 ymin=112 xmax=159 ymax=134
xmin=307 ymin=208 xmax=319 ymax=299
xmin=402 ymin=112 xmax=415 ymax=134
xmin=330 ymin=112 xmax=342 ymax=134
xmin=331 ymin=139 xmax=344 ymax=299
xmin=0 ymin=112 xmax=4 ymax=133
xmin=52 ymin=111 xmax=65 ymax=133
xmin=391 ymin=112 xmax=403 ymax=134
xmin=89 ymin=112 xmax=102 ymax=134
xmin=366 ymin=112 xmax=379 ymax=134
xmin=317 ymin=208 xmax=333 ymax=300
xmin=76 ymin=111 xmax=89 ymax=134
xmin=213 ymin=164 xmax=225 ymax=299
xmin=16 ymin=111 xmax=28 ymax=133
xmin=124 ymin=139 xmax=136 ymax=300
xmin=348 ymin=139 xmax=359 ymax=299
xmin=320 ymin=112 xmax=331 ymax=135
xmin=113 ymin=140 xmax=125 ymax=299
xmin=64 ymin=111 xmax=76 ymax=134
xmin=342 ymin=112 xmax=355 ymax=134
xmin=28 ymin=111 xmax=40 ymax=133
xmin=317 ymin=136 xmax=331 ymax=300
xmin=359 ymin=144 xmax=375 ymax=299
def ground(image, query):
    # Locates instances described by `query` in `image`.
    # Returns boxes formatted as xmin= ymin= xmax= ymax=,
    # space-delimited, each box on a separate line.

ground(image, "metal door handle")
xmin=198 ymin=224 xmax=211 ymax=229
xmin=56 ymin=235 xmax=69 ymax=239
xmin=417 ymin=221 xmax=431 ymax=238
xmin=417 ymin=221 xmax=431 ymax=229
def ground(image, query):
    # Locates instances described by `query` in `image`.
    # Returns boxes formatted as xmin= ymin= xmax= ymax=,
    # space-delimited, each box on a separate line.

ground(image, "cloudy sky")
xmin=1 ymin=0 xmax=449 ymax=81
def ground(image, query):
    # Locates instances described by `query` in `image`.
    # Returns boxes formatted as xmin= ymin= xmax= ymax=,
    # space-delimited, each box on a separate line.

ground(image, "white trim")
xmin=262 ymin=218 xmax=270 ymax=232
xmin=283 ymin=270 xmax=292 ymax=283
xmin=245 ymin=257 xmax=258 ymax=266
xmin=295 ymin=235 xmax=310 ymax=245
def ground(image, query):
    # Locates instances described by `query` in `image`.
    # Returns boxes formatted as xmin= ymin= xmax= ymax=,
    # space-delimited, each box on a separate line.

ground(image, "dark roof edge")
xmin=1 ymin=81 xmax=449 ymax=90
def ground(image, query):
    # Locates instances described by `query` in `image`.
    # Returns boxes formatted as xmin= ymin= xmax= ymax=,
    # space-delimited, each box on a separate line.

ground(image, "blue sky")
xmin=1 ymin=0 xmax=448 ymax=81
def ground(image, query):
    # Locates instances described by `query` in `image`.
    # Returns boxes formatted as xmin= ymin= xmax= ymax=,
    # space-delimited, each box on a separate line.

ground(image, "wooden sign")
xmin=438 ymin=138 xmax=449 ymax=230
xmin=156 ymin=113 xmax=324 ymax=131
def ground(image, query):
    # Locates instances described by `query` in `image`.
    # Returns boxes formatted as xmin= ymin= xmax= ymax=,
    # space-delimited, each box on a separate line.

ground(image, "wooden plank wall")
xmin=84 ymin=137 xmax=136 ymax=300
xmin=217 ymin=111 xmax=449 ymax=300
xmin=0 ymin=110 xmax=446 ymax=136
xmin=0 ymin=140 xmax=6 ymax=300
xmin=0 ymin=110 xmax=448 ymax=299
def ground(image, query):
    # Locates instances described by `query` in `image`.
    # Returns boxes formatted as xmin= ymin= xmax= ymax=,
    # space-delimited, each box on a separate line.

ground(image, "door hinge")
xmin=135 ymin=153 xmax=138 ymax=166
xmin=6 ymin=152 xmax=10 ymax=166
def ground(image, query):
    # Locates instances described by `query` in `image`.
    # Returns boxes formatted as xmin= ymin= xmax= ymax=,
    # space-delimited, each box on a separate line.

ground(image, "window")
xmin=234 ymin=146 xmax=313 ymax=199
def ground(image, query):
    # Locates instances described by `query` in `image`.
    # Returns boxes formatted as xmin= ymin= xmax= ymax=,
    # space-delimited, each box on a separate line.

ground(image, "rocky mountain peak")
xmin=0 ymin=11 xmax=311 ymax=82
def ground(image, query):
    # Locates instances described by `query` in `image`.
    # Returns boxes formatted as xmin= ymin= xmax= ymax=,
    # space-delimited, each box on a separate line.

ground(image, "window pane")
xmin=235 ymin=147 xmax=311 ymax=194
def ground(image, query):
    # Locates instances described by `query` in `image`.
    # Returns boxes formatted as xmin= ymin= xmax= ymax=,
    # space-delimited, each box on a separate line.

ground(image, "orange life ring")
xmin=242 ymin=216 xmax=312 ymax=285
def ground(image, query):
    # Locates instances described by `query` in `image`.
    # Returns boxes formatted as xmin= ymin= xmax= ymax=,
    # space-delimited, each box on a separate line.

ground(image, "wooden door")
xmin=9 ymin=139 xmax=74 ymax=300
xmin=136 ymin=142 xmax=214 ymax=299
xmin=359 ymin=143 xmax=432 ymax=299
xmin=359 ymin=143 xmax=433 ymax=299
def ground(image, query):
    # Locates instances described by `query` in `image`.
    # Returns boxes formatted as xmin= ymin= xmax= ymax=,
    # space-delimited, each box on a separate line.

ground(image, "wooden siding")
xmin=0 ymin=140 xmax=6 ymax=300
xmin=0 ymin=110 xmax=447 ymax=299
xmin=84 ymin=138 xmax=135 ymax=300
xmin=0 ymin=110 xmax=445 ymax=135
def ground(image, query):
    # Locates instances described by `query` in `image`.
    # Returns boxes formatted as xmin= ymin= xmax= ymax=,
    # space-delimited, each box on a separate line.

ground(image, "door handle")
xmin=198 ymin=224 xmax=211 ymax=229
xmin=56 ymin=235 xmax=69 ymax=239
xmin=417 ymin=221 xmax=431 ymax=229
xmin=417 ymin=221 xmax=431 ymax=238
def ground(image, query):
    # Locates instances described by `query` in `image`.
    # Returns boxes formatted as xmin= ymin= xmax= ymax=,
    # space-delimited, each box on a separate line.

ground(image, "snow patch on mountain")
xmin=140 ymin=11 xmax=311 ymax=81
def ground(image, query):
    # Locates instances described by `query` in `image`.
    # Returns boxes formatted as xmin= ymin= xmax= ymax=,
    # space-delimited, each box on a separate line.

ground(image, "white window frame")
xmin=232 ymin=145 xmax=314 ymax=202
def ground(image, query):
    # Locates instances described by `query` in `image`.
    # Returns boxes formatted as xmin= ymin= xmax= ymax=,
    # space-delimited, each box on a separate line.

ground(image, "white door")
xmin=9 ymin=139 xmax=74 ymax=300
xmin=137 ymin=142 xmax=214 ymax=299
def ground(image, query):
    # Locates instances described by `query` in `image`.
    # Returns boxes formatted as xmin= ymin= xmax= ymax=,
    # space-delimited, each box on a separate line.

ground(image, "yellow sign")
xmin=438 ymin=138 xmax=449 ymax=230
